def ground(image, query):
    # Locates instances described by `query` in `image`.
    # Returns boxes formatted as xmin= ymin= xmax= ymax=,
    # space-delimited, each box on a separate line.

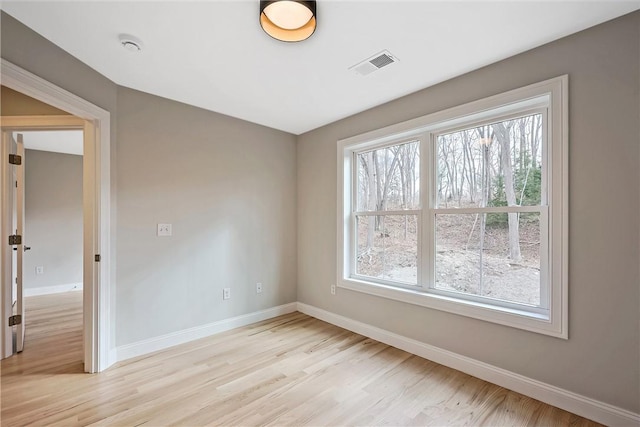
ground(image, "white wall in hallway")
xmin=24 ymin=149 xmax=83 ymax=292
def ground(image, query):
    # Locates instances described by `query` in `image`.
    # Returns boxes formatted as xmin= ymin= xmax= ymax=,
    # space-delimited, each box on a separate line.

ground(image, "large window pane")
xmin=436 ymin=114 xmax=543 ymax=208
xmin=435 ymin=213 xmax=541 ymax=306
xmin=356 ymin=141 xmax=420 ymax=211
xmin=356 ymin=215 xmax=417 ymax=285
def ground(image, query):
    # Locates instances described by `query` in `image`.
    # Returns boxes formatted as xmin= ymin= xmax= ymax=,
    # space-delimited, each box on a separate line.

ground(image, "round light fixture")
xmin=260 ymin=1 xmax=316 ymax=42
xmin=119 ymin=34 xmax=143 ymax=52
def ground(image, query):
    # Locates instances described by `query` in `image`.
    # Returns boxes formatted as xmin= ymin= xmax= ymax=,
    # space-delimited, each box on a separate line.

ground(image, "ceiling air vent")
xmin=349 ymin=50 xmax=399 ymax=76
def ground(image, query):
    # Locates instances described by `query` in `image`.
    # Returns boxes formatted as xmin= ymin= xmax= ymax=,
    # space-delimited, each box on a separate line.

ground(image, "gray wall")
xmin=1 ymin=11 xmax=119 ymax=345
xmin=297 ymin=12 xmax=639 ymax=413
xmin=115 ymin=88 xmax=297 ymax=345
xmin=24 ymin=149 xmax=83 ymax=290
xmin=2 ymin=12 xmax=298 ymax=350
xmin=0 ymin=13 xmax=118 ymax=119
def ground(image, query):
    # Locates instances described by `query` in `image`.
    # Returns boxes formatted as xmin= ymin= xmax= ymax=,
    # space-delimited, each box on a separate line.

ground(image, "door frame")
xmin=0 ymin=59 xmax=112 ymax=372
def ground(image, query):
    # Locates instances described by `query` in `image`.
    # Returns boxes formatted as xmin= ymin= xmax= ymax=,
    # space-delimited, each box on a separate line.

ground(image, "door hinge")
xmin=8 ymin=154 xmax=22 ymax=165
xmin=95 ymin=254 xmax=101 ymax=262
xmin=8 ymin=315 xmax=21 ymax=326
xmin=8 ymin=235 xmax=22 ymax=245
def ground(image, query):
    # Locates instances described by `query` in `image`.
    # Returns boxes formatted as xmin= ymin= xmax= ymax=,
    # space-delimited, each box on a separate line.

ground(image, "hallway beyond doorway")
xmin=3 ymin=292 xmax=83 ymax=375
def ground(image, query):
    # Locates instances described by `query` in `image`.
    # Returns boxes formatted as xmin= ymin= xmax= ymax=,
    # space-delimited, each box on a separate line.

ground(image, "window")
xmin=354 ymin=140 xmax=420 ymax=287
xmin=338 ymin=76 xmax=568 ymax=337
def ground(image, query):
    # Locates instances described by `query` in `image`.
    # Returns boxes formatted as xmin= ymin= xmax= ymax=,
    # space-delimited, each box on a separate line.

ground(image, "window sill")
xmin=338 ymin=277 xmax=566 ymax=339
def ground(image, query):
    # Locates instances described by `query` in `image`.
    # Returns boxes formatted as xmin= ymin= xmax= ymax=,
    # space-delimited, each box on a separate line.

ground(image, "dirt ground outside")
xmin=356 ymin=212 xmax=541 ymax=306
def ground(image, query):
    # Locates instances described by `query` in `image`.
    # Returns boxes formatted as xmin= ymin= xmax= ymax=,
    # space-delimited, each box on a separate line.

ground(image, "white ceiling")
xmin=3 ymin=1 xmax=639 ymax=135
xmin=15 ymin=131 xmax=83 ymax=156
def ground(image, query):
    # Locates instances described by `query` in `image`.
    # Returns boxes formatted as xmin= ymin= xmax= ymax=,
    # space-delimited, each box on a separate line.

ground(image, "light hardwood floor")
xmin=1 ymin=292 xmax=601 ymax=426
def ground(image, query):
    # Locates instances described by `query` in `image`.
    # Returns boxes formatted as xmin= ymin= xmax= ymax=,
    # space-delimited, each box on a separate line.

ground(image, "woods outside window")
xmin=338 ymin=76 xmax=568 ymax=337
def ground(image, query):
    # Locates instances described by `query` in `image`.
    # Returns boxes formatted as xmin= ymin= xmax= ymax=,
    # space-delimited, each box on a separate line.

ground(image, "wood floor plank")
xmin=1 ymin=292 xmax=603 ymax=426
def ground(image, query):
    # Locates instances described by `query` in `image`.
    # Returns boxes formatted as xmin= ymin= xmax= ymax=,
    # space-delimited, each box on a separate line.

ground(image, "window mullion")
xmin=433 ymin=206 xmax=544 ymax=214
xmin=539 ymin=206 xmax=550 ymax=309
xmin=354 ymin=209 xmax=421 ymax=216
xmin=350 ymin=151 xmax=357 ymax=278
xmin=541 ymin=108 xmax=549 ymax=206
xmin=420 ymin=133 xmax=433 ymax=291
xmin=428 ymin=131 xmax=437 ymax=292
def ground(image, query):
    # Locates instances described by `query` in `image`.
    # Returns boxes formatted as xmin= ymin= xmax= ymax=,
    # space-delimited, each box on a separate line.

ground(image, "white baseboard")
xmin=106 ymin=348 xmax=118 ymax=371
xmin=116 ymin=303 xmax=298 ymax=362
xmin=297 ymin=302 xmax=639 ymax=427
xmin=24 ymin=283 xmax=83 ymax=297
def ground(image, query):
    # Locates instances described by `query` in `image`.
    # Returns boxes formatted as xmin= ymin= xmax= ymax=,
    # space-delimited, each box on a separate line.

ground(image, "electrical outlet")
xmin=36 ymin=266 xmax=44 ymax=275
xmin=256 ymin=282 xmax=263 ymax=294
xmin=223 ymin=287 xmax=231 ymax=300
xmin=157 ymin=223 xmax=172 ymax=237
xmin=331 ymin=285 xmax=336 ymax=295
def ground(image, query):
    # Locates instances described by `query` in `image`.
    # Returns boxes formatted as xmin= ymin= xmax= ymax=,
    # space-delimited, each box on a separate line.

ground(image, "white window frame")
xmin=337 ymin=76 xmax=568 ymax=338
xmin=350 ymin=137 xmax=423 ymax=289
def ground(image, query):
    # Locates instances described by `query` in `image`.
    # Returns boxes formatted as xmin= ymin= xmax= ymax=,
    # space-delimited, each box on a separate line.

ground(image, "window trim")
xmin=337 ymin=76 xmax=568 ymax=338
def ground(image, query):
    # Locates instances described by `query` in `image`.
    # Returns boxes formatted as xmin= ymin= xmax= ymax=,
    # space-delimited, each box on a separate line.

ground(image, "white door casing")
xmin=0 ymin=59 xmax=113 ymax=372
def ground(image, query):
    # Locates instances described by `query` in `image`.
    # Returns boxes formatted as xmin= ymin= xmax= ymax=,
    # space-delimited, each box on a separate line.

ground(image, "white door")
xmin=15 ymin=134 xmax=26 ymax=352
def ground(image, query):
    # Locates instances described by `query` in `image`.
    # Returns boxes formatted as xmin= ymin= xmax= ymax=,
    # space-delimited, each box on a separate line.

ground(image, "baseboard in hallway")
xmin=24 ymin=283 xmax=83 ymax=297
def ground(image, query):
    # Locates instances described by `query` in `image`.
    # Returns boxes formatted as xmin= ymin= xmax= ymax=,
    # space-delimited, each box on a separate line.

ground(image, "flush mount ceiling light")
xmin=260 ymin=1 xmax=316 ymax=42
xmin=119 ymin=34 xmax=143 ymax=52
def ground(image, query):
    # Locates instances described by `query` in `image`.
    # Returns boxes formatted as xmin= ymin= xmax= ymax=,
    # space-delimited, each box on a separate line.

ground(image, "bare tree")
xmin=492 ymin=122 xmax=522 ymax=262
xmin=366 ymin=151 xmax=376 ymax=248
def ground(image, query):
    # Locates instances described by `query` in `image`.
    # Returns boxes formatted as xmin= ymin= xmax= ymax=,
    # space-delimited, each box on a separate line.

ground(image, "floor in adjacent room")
xmin=1 ymin=292 xmax=600 ymax=426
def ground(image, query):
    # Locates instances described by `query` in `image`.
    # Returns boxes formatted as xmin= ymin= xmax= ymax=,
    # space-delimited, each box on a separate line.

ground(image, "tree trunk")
xmin=366 ymin=152 xmax=376 ymax=248
xmin=531 ymin=114 xmax=540 ymax=168
xmin=493 ymin=123 xmax=522 ymax=262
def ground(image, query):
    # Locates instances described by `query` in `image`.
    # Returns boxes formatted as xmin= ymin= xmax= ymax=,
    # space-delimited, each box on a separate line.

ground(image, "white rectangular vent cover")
xmin=350 ymin=50 xmax=399 ymax=76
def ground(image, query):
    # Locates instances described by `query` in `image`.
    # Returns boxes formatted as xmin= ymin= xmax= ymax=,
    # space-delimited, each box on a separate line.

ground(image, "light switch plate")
xmin=157 ymin=223 xmax=172 ymax=236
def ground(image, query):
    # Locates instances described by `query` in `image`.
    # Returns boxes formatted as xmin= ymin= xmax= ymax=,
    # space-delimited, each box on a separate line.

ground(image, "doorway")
xmin=1 ymin=59 xmax=112 ymax=372
xmin=20 ymin=130 xmax=84 ymax=299
xmin=15 ymin=130 xmax=84 ymax=362
xmin=2 ymin=121 xmax=87 ymax=366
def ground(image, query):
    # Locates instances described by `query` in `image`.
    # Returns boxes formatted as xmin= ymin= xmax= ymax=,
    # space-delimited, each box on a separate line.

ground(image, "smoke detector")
xmin=349 ymin=50 xmax=399 ymax=76
xmin=119 ymin=34 xmax=143 ymax=52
